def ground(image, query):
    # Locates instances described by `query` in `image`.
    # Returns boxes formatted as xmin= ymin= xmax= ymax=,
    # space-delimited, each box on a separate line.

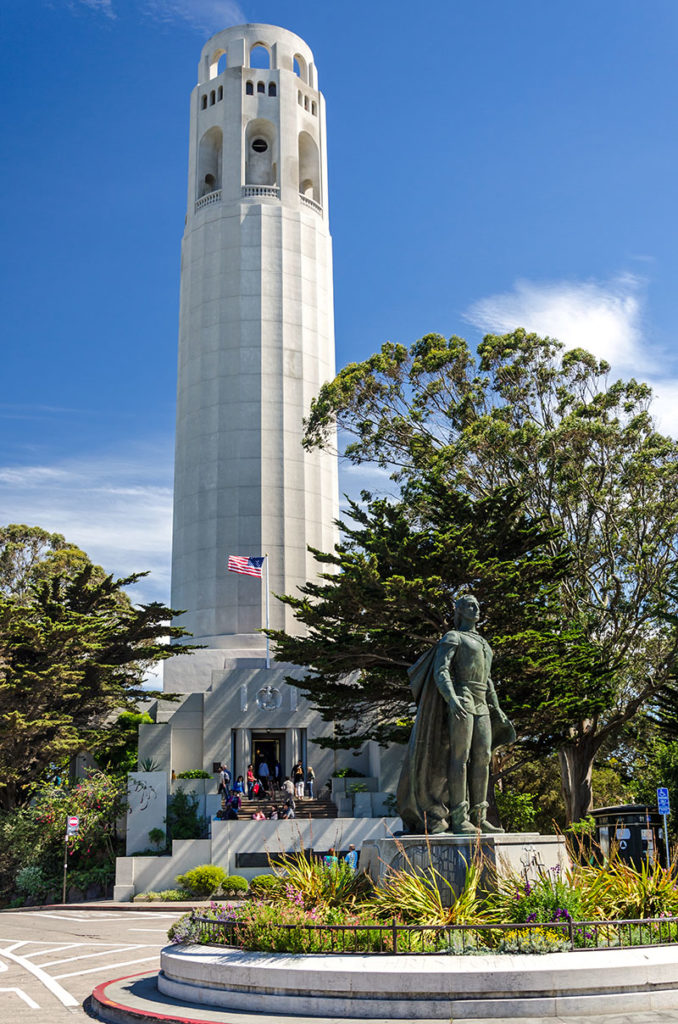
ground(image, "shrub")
xmin=488 ymin=866 xmax=582 ymax=925
xmin=574 ymin=856 xmax=678 ymax=920
xmin=221 ymin=874 xmax=248 ymax=896
xmin=15 ymin=866 xmax=47 ymax=899
xmin=175 ymin=865 xmax=228 ymax=897
xmin=135 ymin=888 xmax=192 ymax=902
xmin=148 ymin=827 xmax=165 ymax=849
xmin=167 ymin=786 xmax=206 ymax=841
xmin=176 ymin=770 xmax=211 ymax=779
xmin=496 ymin=927 xmax=570 ymax=954
xmin=494 ymin=789 xmax=538 ymax=833
xmin=270 ymin=848 xmax=371 ymax=910
xmin=248 ymin=874 xmax=284 ymax=899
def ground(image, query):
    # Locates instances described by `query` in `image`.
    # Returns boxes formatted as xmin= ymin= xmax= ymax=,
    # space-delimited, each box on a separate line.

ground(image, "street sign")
xmin=66 ymin=815 xmax=79 ymax=836
xmin=657 ymin=788 xmax=671 ymax=816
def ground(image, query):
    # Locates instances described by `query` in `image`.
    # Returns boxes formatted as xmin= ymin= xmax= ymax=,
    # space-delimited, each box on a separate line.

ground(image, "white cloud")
xmin=0 ymin=441 xmax=173 ymax=606
xmin=464 ymin=274 xmax=646 ymax=373
xmin=143 ymin=0 xmax=245 ymax=33
xmin=464 ymin=274 xmax=678 ymax=439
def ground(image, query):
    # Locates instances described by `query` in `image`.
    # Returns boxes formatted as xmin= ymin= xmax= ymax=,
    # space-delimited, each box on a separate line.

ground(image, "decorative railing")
xmin=241 ymin=185 xmax=280 ymax=199
xmin=191 ymin=914 xmax=678 ymax=955
xmin=300 ymin=193 xmax=323 ymax=214
xmin=195 ymin=189 xmax=222 ymax=211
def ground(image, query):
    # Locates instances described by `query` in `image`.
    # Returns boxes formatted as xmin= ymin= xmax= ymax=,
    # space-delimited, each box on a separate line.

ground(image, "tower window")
xmin=297 ymin=91 xmax=302 ymax=106
xmin=257 ymin=81 xmax=265 ymax=94
xmin=311 ymin=101 xmax=317 ymax=116
xmin=246 ymin=81 xmax=254 ymax=95
xmin=217 ymin=85 xmax=223 ymax=101
xmin=293 ymin=54 xmax=307 ymax=83
xmin=268 ymin=82 xmax=276 ymax=97
xmin=210 ymin=90 xmax=216 ymax=105
xmin=250 ymin=43 xmax=270 ymax=69
xmin=304 ymin=96 xmax=309 ymax=111
xmin=252 ymin=138 xmax=268 ymax=153
xmin=201 ymin=95 xmax=208 ymax=110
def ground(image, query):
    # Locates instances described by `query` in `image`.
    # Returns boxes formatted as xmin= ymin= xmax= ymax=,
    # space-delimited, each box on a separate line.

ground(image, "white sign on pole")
xmin=66 ymin=816 xmax=79 ymax=836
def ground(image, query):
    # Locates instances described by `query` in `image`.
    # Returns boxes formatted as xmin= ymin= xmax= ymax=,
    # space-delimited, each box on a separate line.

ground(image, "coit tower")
xmin=166 ymin=24 xmax=338 ymax=691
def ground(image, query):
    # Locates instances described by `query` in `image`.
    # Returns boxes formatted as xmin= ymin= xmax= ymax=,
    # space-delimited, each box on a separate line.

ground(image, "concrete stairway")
xmin=232 ymin=795 xmax=338 ymax=819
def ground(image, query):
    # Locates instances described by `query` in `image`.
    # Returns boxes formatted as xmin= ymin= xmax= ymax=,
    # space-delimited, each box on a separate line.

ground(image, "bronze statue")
xmin=397 ymin=595 xmax=516 ymax=835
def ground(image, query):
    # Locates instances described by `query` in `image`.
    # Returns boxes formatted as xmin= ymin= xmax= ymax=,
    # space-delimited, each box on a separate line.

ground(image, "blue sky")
xmin=2 ymin=0 xmax=678 ymax=609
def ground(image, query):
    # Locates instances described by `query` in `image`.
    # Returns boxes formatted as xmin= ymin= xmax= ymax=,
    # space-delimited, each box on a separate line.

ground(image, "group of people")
xmin=218 ymin=759 xmax=317 ymax=802
xmin=216 ymin=758 xmax=316 ymax=821
xmin=323 ymin=844 xmax=359 ymax=871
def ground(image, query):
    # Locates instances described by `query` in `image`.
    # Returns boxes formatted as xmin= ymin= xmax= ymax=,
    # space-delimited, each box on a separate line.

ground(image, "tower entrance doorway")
xmin=252 ymin=732 xmax=286 ymax=788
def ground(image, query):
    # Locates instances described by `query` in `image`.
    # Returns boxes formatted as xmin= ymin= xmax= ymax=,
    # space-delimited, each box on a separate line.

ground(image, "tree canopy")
xmin=0 ymin=525 xmax=191 ymax=809
xmin=277 ymin=330 xmax=678 ymax=821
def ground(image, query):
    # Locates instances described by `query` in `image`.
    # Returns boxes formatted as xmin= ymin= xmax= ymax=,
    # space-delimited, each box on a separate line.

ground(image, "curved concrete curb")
xmin=159 ymin=942 xmax=678 ymax=1019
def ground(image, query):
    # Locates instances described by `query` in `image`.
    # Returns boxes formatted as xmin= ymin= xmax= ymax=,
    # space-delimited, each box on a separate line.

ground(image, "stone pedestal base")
xmin=360 ymin=833 xmax=569 ymax=903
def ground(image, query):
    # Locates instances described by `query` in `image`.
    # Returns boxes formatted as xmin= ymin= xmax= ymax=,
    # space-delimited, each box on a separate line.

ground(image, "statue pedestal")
xmin=360 ymin=833 xmax=569 ymax=904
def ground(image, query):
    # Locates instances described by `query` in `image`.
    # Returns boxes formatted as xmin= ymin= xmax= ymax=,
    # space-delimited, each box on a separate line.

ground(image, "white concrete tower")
xmin=167 ymin=24 xmax=338 ymax=691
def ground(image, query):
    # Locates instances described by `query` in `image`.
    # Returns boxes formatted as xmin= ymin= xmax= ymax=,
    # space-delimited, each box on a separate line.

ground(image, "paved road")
xmin=0 ymin=907 xmax=182 ymax=1021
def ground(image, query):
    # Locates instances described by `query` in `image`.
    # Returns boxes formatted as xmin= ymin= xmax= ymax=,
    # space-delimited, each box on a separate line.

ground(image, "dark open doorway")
xmin=252 ymin=732 xmax=285 ymax=787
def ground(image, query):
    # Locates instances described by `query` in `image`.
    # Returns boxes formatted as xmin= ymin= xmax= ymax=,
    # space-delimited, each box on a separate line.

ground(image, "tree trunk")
xmin=558 ymin=742 xmax=596 ymax=823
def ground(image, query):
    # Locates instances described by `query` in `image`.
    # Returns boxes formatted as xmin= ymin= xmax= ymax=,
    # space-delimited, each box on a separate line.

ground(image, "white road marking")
xmin=54 ymin=954 xmax=159 ymax=979
xmin=0 ymin=986 xmax=40 ymax=1009
xmin=0 ymin=948 xmax=78 ymax=1007
xmin=1 ymin=942 xmax=28 ymax=953
xmin=129 ymin=928 xmax=170 ymax=933
xmin=22 ymin=943 xmax=81 ymax=958
xmin=42 ymin=944 xmax=147 ymax=967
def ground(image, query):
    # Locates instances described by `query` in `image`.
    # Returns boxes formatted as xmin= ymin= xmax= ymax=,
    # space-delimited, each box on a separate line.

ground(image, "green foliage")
xmin=0 ymin=524 xmax=194 ymax=810
xmin=247 ymin=874 xmax=285 ymax=899
xmin=94 ymin=711 xmax=154 ymax=778
xmin=167 ymin=786 xmax=206 ymax=841
xmin=496 ymin=927 xmax=570 ymax=954
xmin=136 ymin=888 xmax=192 ymax=902
xmin=371 ymin=857 xmax=486 ymax=926
xmin=176 ymin=770 xmax=211 ymax=779
xmin=139 ymin=757 xmax=161 ymax=772
xmin=494 ymin=789 xmax=538 ymax=833
xmin=331 ymin=769 xmax=365 ymax=778
xmin=176 ymin=865 xmax=228 ymax=898
xmin=488 ymin=867 xmax=583 ymax=925
xmin=270 ymin=848 xmax=371 ymax=909
xmin=148 ymin=827 xmax=165 ymax=849
xmin=15 ymin=865 xmax=47 ymax=899
xmin=574 ymin=857 xmax=678 ymax=920
xmin=221 ymin=874 xmax=248 ymax=896
xmin=0 ymin=771 xmax=125 ymax=901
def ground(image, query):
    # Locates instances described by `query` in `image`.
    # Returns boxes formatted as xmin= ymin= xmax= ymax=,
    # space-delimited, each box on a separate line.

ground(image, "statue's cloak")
xmin=396 ymin=632 xmax=515 ymax=834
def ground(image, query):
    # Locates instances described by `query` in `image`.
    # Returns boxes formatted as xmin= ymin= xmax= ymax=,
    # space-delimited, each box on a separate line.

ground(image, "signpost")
xmin=62 ymin=816 xmax=79 ymax=904
xmin=657 ymin=788 xmax=670 ymax=866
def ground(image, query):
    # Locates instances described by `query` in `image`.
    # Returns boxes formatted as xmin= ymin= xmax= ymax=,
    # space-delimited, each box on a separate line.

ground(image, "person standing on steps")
xmin=306 ymin=764 xmax=316 ymax=799
xmin=397 ymin=594 xmax=515 ymax=835
xmin=292 ymin=760 xmax=305 ymax=799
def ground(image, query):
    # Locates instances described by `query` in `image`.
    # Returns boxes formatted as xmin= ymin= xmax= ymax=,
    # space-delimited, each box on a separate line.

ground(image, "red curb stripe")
xmin=92 ymin=970 xmax=238 ymax=1024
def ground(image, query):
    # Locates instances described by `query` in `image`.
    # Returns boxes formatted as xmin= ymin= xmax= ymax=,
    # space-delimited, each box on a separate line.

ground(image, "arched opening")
xmin=210 ymin=90 xmax=216 ymax=105
xmin=268 ymin=82 xmax=276 ymax=97
xmin=257 ymin=81 xmax=265 ymax=94
xmin=217 ymin=85 xmax=223 ymax=101
xmin=293 ymin=53 xmax=307 ymax=82
xmin=245 ymin=118 xmax=276 ymax=186
xmin=250 ymin=43 xmax=270 ymax=69
xmin=311 ymin=100 xmax=317 ymax=116
xmin=298 ymin=130 xmax=320 ymax=202
xmin=197 ymin=126 xmax=223 ymax=198
xmin=201 ymin=95 xmax=208 ymax=110
xmin=304 ymin=96 xmax=309 ymax=111
xmin=246 ymin=81 xmax=254 ymax=95
xmin=209 ymin=49 xmax=227 ymax=80
xmin=297 ymin=90 xmax=302 ymax=106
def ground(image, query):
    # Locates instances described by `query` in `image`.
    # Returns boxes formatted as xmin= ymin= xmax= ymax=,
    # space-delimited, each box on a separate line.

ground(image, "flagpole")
xmin=265 ymin=553 xmax=270 ymax=670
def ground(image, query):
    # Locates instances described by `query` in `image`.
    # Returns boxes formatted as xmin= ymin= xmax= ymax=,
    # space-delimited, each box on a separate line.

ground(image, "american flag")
xmin=228 ymin=555 xmax=265 ymax=578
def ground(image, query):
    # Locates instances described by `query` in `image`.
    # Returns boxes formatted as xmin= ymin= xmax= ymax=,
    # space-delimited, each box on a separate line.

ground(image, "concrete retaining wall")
xmin=159 ymin=942 xmax=678 ymax=1019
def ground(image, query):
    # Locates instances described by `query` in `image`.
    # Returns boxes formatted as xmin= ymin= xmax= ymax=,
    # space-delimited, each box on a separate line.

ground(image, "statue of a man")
xmin=397 ymin=595 xmax=516 ymax=835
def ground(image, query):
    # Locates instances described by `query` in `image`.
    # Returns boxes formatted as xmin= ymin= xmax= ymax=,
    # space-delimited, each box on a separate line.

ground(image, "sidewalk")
xmin=90 ymin=970 xmax=678 ymax=1024
xmin=1 ymin=899 xmax=218 ymax=914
